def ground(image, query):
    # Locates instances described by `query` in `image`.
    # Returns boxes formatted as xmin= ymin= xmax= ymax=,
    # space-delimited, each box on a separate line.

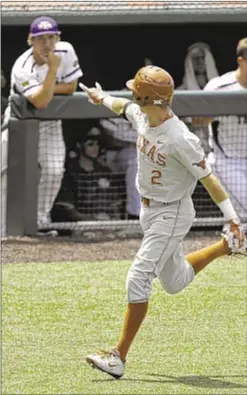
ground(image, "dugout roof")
xmin=2 ymin=1 xmax=247 ymax=24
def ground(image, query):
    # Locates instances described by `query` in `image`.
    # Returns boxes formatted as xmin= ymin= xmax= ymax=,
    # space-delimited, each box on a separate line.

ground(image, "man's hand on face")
xmin=38 ymin=50 xmax=61 ymax=69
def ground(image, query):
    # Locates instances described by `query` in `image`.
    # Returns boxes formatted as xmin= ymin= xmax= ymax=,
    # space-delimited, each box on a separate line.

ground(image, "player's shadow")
xmin=147 ymin=374 xmax=247 ymax=388
xmin=93 ymin=374 xmax=247 ymax=389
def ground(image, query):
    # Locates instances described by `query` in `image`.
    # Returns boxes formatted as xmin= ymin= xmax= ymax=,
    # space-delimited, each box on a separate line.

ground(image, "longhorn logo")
xmin=153 ymin=99 xmax=163 ymax=105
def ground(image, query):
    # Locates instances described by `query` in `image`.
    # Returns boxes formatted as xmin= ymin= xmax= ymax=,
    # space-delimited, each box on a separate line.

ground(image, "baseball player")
xmin=4 ymin=16 xmax=83 ymax=232
xmin=204 ymin=38 xmax=247 ymax=228
xmin=80 ymin=65 xmax=246 ymax=379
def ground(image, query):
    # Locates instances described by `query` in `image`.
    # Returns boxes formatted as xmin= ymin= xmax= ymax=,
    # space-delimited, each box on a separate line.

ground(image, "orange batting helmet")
xmin=126 ymin=65 xmax=174 ymax=107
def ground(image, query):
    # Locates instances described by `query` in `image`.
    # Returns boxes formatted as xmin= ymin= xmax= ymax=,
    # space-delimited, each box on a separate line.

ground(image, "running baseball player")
xmin=204 ymin=37 xmax=247 ymax=228
xmin=80 ymin=65 xmax=246 ymax=379
xmin=5 ymin=16 xmax=83 ymax=232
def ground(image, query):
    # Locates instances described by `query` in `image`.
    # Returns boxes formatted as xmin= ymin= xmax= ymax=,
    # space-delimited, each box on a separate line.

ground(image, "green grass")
xmin=2 ymin=257 xmax=247 ymax=395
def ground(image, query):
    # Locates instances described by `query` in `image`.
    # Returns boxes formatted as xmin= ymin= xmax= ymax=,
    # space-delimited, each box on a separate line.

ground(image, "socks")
xmin=186 ymin=239 xmax=229 ymax=274
xmin=116 ymin=302 xmax=148 ymax=361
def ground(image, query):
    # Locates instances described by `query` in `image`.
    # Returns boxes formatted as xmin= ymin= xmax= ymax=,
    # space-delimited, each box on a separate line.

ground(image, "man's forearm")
xmin=200 ymin=173 xmax=228 ymax=204
xmin=102 ymin=96 xmax=130 ymax=115
xmin=200 ymin=173 xmax=239 ymax=221
xmin=30 ymin=67 xmax=58 ymax=108
xmin=54 ymin=81 xmax=77 ymax=95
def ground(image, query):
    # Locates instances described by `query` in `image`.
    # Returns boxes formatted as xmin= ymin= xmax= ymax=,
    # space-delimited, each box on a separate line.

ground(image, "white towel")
xmin=178 ymin=42 xmax=219 ymax=90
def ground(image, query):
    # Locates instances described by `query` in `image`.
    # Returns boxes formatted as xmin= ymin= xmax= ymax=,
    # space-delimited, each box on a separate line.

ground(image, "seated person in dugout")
xmin=51 ymin=123 xmax=126 ymax=222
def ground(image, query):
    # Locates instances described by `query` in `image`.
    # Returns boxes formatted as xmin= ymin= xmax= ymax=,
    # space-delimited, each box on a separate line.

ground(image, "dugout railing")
xmin=5 ymin=90 xmax=247 ymax=236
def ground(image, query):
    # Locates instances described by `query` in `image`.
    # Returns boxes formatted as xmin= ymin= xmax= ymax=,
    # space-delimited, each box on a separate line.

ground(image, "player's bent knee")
xmin=161 ymin=282 xmax=185 ymax=295
xmin=159 ymin=264 xmax=195 ymax=295
xmin=126 ymin=270 xmax=152 ymax=303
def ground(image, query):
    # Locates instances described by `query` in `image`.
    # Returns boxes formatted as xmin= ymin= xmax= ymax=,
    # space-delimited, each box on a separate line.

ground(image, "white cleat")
xmin=223 ymin=230 xmax=247 ymax=256
xmin=86 ymin=349 xmax=125 ymax=379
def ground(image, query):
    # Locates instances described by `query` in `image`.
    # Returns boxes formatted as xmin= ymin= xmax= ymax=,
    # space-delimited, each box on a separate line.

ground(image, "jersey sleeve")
xmin=61 ymin=43 xmax=83 ymax=83
xmin=203 ymin=77 xmax=218 ymax=91
xmin=174 ymin=131 xmax=212 ymax=180
xmin=13 ymin=68 xmax=41 ymax=97
xmin=124 ymin=102 xmax=146 ymax=131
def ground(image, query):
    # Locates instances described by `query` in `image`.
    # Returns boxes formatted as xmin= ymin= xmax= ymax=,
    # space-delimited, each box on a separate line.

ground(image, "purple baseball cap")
xmin=29 ymin=16 xmax=61 ymax=37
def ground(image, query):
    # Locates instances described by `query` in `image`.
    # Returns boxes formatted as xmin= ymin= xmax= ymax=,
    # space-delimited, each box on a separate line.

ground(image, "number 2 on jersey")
xmin=151 ymin=170 xmax=162 ymax=185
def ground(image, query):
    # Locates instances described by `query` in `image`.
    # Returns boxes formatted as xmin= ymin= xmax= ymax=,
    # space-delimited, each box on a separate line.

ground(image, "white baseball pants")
xmin=212 ymin=155 xmax=247 ymax=223
xmin=38 ymin=121 xmax=65 ymax=226
xmin=126 ymin=197 xmax=196 ymax=303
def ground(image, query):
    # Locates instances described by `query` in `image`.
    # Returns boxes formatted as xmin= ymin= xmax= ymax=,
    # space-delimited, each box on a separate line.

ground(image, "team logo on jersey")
xmin=21 ymin=81 xmax=29 ymax=87
xmin=192 ymin=158 xmax=206 ymax=169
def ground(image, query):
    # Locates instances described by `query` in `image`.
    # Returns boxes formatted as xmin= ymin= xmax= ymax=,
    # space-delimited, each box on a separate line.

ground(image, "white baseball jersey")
xmin=10 ymin=40 xmax=83 ymax=98
xmin=204 ymin=71 xmax=247 ymax=158
xmin=5 ymin=40 xmax=83 ymax=129
xmin=125 ymin=103 xmax=211 ymax=202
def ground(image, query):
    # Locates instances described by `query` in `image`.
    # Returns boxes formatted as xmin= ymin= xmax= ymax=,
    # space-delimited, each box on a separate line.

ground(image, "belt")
xmin=141 ymin=197 xmax=180 ymax=207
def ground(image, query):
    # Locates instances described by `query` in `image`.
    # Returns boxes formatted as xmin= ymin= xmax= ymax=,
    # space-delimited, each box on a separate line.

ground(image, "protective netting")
xmin=2 ymin=90 xmax=247 ymax=237
xmin=2 ymin=104 xmax=247 ymax=237
xmin=2 ymin=1 xmax=247 ymax=13
xmin=40 ymin=113 xmax=247 ymax=232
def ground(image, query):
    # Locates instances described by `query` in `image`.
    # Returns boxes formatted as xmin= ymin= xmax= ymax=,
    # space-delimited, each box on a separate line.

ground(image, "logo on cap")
xmin=29 ymin=16 xmax=60 ymax=37
xmin=37 ymin=21 xmax=53 ymax=30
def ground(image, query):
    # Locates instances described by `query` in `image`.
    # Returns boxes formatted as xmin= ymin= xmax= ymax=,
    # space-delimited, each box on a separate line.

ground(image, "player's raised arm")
xmin=28 ymin=53 xmax=61 ymax=109
xmin=13 ymin=51 xmax=61 ymax=110
xmin=79 ymin=82 xmax=130 ymax=115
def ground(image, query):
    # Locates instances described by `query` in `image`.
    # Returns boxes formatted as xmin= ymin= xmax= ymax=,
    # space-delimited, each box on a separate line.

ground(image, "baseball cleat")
xmin=223 ymin=231 xmax=247 ymax=256
xmin=86 ymin=349 xmax=125 ymax=379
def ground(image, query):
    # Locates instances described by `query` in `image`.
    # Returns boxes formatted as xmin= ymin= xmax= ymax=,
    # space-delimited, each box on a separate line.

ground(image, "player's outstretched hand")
xmin=79 ymin=82 xmax=107 ymax=105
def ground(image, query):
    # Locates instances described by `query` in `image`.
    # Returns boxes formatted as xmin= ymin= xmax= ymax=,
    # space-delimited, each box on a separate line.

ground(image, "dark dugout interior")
xmin=2 ymin=22 xmax=246 ymax=94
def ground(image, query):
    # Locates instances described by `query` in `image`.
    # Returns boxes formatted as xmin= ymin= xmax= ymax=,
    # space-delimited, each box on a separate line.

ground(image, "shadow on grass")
xmin=93 ymin=374 xmax=247 ymax=389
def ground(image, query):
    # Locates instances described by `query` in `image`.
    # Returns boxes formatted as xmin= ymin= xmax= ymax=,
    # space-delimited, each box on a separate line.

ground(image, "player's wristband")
xmin=217 ymin=198 xmax=239 ymax=222
xmin=102 ymin=96 xmax=115 ymax=110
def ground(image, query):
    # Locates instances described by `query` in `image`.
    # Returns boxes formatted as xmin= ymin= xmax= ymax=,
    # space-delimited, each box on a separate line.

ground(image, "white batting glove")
xmin=79 ymin=82 xmax=108 ymax=105
xmin=223 ymin=223 xmax=247 ymax=255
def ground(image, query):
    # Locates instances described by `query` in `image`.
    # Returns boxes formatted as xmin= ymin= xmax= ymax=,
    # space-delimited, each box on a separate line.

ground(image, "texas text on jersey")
xmin=125 ymin=103 xmax=212 ymax=203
